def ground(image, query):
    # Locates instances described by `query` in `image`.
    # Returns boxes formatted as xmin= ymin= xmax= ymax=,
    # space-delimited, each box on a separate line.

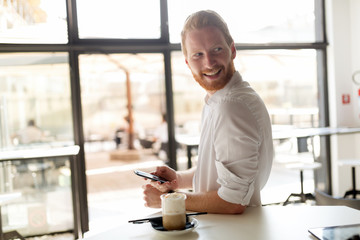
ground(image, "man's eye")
xmin=193 ymin=53 xmax=203 ymax=58
xmin=214 ymin=47 xmax=222 ymax=52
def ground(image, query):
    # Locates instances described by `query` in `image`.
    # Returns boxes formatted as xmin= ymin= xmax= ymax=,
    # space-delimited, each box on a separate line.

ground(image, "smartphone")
xmin=134 ymin=170 xmax=168 ymax=183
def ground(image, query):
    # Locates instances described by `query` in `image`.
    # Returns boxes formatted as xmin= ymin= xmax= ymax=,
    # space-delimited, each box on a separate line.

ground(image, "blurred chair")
xmin=283 ymin=161 xmax=321 ymax=205
xmin=27 ymin=160 xmax=53 ymax=189
xmin=315 ymin=189 xmax=360 ymax=211
xmin=338 ymin=159 xmax=360 ymax=199
xmin=281 ymin=135 xmax=322 ymax=205
xmin=139 ymin=138 xmax=154 ymax=149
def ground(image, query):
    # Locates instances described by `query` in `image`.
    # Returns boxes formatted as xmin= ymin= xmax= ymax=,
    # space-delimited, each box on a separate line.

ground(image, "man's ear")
xmin=185 ymin=58 xmax=189 ymax=66
xmin=231 ymin=42 xmax=236 ymax=59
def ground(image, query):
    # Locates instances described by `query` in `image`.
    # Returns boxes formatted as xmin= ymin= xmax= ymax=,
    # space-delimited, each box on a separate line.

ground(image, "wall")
xmin=326 ymin=0 xmax=360 ymax=196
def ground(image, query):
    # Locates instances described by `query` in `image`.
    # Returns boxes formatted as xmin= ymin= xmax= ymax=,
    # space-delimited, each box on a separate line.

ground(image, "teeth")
xmin=207 ymin=72 xmax=217 ymax=76
xmin=204 ymin=69 xmax=220 ymax=76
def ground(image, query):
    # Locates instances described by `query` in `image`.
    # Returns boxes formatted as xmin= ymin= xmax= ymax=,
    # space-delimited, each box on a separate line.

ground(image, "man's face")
xmin=184 ymin=26 xmax=236 ymax=94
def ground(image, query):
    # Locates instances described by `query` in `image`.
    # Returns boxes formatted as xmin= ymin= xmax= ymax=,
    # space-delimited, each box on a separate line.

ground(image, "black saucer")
xmin=150 ymin=217 xmax=196 ymax=231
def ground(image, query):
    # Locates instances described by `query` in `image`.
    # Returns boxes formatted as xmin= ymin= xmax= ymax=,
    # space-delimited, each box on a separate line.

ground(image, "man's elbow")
xmin=217 ymin=194 xmax=246 ymax=214
xmin=222 ymin=203 xmax=246 ymax=214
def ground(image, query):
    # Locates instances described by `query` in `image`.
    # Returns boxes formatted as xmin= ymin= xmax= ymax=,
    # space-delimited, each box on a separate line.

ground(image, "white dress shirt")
xmin=193 ymin=71 xmax=273 ymax=206
xmin=18 ymin=126 xmax=43 ymax=144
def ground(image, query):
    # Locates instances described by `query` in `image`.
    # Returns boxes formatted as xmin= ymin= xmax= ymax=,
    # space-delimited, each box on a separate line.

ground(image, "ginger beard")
xmin=191 ymin=60 xmax=235 ymax=92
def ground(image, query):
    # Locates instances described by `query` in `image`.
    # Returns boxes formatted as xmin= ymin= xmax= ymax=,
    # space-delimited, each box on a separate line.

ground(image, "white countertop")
xmin=82 ymin=205 xmax=360 ymax=240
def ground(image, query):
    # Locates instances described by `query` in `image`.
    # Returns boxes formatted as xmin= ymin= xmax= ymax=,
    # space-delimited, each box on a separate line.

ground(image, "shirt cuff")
xmin=215 ymin=161 xmax=255 ymax=205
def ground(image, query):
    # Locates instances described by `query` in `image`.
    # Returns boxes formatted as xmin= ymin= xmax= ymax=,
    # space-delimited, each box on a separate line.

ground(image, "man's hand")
xmin=149 ymin=166 xmax=179 ymax=192
xmin=142 ymin=166 xmax=179 ymax=208
xmin=142 ymin=166 xmax=197 ymax=209
xmin=142 ymin=184 xmax=163 ymax=208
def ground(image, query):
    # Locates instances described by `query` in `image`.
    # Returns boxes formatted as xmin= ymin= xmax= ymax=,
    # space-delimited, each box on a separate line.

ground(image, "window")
xmin=0 ymin=52 xmax=75 ymax=237
xmin=168 ymin=0 xmax=316 ymax=43
xmin=78 ymin=53 xmax=166 ymax=151
xmin=0 ymin=0 xmax=328 ymax=236
xmin=0 ymin=0 xmax=68 ymax=43
xmin=235 ymin=49 xmax=318 ymax=127
xmin=172 ymin=49 xmax=318 ymax=135
xmin=0 ymin=52 xmax=74 ymax=150
xmin=76 ymin=0 xmax=161 ymax=39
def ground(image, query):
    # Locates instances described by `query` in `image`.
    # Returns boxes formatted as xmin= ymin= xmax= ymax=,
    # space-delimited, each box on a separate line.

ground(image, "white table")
xmin=176 ymin=134 xmax=200 ymax=168
xmin=82 ymin=206 xmax=360 ymax=240
xmin=271 ymin=126 xmax=360 ymax=140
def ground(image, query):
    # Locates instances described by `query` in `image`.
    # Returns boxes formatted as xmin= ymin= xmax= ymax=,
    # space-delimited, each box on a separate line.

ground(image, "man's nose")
xmin=203 ymin=53 xmax=216 ymax=68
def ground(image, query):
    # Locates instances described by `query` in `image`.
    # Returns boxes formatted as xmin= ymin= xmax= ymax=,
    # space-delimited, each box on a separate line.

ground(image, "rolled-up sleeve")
xmin=213 ymin=98 xmax=261 ymax=205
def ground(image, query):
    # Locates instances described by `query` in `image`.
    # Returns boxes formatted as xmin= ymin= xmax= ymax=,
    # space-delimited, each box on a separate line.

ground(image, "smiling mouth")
xmin=203 ymin=68 xmax=222 ymax=77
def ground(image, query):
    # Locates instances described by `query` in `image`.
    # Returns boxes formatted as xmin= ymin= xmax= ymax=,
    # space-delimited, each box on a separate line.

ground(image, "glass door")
xmin=78 ymin=53 xmax=168 ymax=231
xmin=0 ymin=52 xmax=79 ymax=237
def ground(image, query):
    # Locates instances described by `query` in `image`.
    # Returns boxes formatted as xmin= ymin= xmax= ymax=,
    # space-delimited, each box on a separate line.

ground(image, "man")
xmin=15 ymin=119 xmax=44 ymax=144
xmin=153 ymin=113 xmax=169 ymax=161
xmin=143 ymin=10 xmax=273 ymax=214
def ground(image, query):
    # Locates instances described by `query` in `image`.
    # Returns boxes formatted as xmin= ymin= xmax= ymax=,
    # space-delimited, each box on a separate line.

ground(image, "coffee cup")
xmin=161 ymin=192 xmax=187 ymax=230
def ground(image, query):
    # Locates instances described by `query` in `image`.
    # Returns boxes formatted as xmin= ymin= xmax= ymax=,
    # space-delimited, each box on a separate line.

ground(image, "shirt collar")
xmin=205 ymin=71 xmax=243 ymax=104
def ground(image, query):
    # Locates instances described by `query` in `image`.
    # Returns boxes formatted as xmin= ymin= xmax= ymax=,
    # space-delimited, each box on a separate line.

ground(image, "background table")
xmin=177 ymin=127 xmax=360 ymax=169
xmin=176 ymin=135 xmax=200 ymax=169
xmin=83 ymin=206 xmax=360 ymax=240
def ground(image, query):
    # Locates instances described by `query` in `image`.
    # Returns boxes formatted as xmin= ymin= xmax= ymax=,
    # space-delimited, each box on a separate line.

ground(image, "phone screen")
xmin=134 ymin=170 xmax=167 ymax=183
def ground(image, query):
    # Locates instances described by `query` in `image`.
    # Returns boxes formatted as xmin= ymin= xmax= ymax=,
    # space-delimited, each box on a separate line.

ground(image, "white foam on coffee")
xmin=162 ymin=193 xmax=186 ymax=214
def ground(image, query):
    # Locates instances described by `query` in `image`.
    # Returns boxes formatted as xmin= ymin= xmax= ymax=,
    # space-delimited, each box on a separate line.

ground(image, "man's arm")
xmin=176 ymin=167 xmax=196 ymax=189
xmin=143 ymin=184 xmax=246 ymax=214
xmin=183 ymin=190 xmax=246 ymax=214
xmin=146 ymin=166 xmax=245 ymax=214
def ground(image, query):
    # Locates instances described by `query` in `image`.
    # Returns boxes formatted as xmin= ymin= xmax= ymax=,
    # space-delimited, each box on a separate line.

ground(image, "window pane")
xmin=171 ymin=51 xmax=204 ymax=134
xmin=168 ymin=0 xmax=315 ymax=44
xmin=0 ymin=52 xmax=74 ymax=150
xmin=172 ymin=49 xmax=319 ymax=131
xmin=77 ymin=0 xmax=161 ymax=39
xmin=78 ymin=53 xmax=166 ymax=153
xmin=1 ymin=156 xmax=74 ymax=236
xmin=235 ymin=49 xmax=318 ymax=126
xmin=0 ymin=0 xmax=68 ymax=43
